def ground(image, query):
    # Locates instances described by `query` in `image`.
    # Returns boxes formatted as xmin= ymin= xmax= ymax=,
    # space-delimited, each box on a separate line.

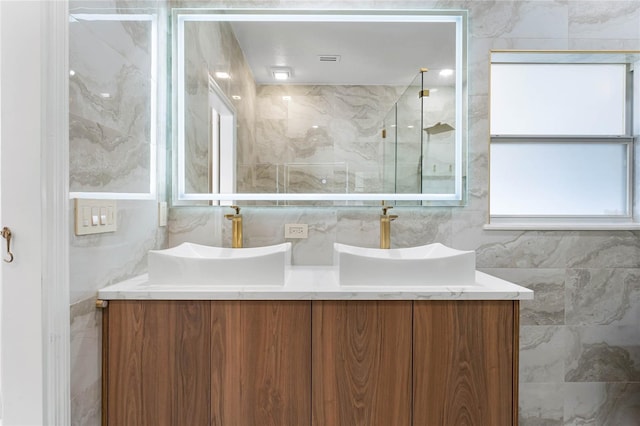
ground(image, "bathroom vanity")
xmin=98 ymin=267 xmax=532 ymax=426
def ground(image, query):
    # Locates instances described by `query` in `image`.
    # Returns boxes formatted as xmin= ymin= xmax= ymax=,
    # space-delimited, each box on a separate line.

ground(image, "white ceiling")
xmin=229 ymin=21 xmax=457 ymax=87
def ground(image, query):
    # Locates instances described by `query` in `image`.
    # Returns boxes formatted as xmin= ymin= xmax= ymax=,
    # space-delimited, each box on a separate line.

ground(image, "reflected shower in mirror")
xmin=173 ymin=10 xmax=467 ymax=205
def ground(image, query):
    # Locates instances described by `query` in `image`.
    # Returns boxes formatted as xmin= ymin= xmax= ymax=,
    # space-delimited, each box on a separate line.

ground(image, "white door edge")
xmin=41 ymin=1 xmax=71 ymax=424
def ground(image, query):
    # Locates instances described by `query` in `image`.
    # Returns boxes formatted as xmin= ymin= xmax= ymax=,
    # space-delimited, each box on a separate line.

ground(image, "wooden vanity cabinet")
xmin=102 ymin=300 xmax=212 ymax=426
xmin=102 ymin=300 xmax=518 ymax=426
xmin=209 ymin=301 xmax=311 ymax=426
xmin=102 ymin=300 xmax=311 ymax=426
xmin=312 ymin=301 xmax=412 ymax=426
xmin=413 ymin=300 xmax=519 ymax=426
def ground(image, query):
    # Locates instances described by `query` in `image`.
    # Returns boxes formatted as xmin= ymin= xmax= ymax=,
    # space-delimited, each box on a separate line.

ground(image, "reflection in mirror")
xmin=173 ymin=10 xmax=467 ymax=205
xmin=70 ymin=12 xmax=158 ymax=199
xmin=382 ymin=70 xmax=457 ymax=197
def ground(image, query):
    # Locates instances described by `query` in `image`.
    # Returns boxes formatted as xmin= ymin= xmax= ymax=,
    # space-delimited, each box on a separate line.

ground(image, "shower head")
xmin=424 ymin=122 xmax=454 ymax=135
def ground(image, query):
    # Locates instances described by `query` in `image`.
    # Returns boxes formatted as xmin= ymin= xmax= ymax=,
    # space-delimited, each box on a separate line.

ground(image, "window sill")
xmin=484 ymin=222 xmax=640 ymax=231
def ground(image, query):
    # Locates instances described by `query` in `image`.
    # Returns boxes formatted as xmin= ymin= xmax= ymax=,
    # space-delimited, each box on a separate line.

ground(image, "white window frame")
xmin=487 ymin=51 xmax=640 ymax=230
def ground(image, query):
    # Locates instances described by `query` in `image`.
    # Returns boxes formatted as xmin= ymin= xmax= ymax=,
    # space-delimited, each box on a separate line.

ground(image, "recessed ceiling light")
xmin=273 ymin=71 xmax=290 ymax=80
xmin=312 ymin=125 xmax=319 ymax=129
xmin=271 ymin=67 xmax=292 ymax=81
xmin=69 ymin=69 xmax=76 ymax=77
xmin=408 ymin=125 xmax=415 ymax=129
xmin=215 ymin=71 xmax=231 ymax=79
xmin=439 ymin=69 xmax=454 ymax=77
xmin=100 ymin=93 xmax=110 ymax=98
xmin=232 ymin=95 xmax=241 ymax=100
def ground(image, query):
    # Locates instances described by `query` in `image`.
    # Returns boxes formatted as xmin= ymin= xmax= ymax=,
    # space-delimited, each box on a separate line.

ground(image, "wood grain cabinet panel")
xmin=210 ymin=301 xmax=312 ymax=426
xmin=413 ymin=300 xmax=518 ymax=426
xmin=312 ymin=301 xmax=412 ymax=426
xmin=103 ymin=300 xmax=210 ymax=426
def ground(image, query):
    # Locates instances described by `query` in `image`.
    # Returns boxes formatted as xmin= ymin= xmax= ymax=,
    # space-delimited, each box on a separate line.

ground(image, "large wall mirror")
xmin=171 ymin=9 xmax=467 ymax=206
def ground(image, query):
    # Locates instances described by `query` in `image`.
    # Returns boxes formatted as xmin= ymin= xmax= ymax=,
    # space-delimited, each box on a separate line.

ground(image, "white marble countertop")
xmin=98 ymin=266 xmax=534 ymax=301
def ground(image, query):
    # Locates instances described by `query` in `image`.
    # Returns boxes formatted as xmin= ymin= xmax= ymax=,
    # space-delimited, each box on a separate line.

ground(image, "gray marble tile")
xmin=566 ymin=326 xmax=640 ymax=383
xmin=466 ymin=95 xmax=490 ymax=209
xmin=567 ymin=232 xmax=640 ymax=268
xmin=335 ymin=207 xmax=452 ymax=249
xmin=566 ymin=268 xmax=640 ymax=326
xmin=520 ymin=326 xmax=566 ymax=383
xmin=168 ymin=206 xmax=224 ymax=247
xmin=241 ymin=207 xmax=338 ymax=265
xmin=70 ymin=297 xmax=102 ymax=426
xmin=482 ymin=268 xmax=564 ymax=326
xmin=476 ymin=231 xmax=573 ymax=269
xmin=468 ymin=1 xmax=568 ymax=40
xmin=519 ymin=383 xmax=564 ymax=426
xmin=568 ymin=1 xmax=640 ymax=40
xmin=450 ymin=208 xmax=489 ymax=251
xmin=390 ymin=208 xmax=453 ymax=248
xmin=568 ymin=38 xmax=640 ymax=51
xmin=564 ymin=383 xmax=640 ymax=426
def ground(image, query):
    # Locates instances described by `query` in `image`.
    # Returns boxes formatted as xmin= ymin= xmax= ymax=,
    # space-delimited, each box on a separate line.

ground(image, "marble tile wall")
xmin=167 ymin=1 xmax=640 ymax=425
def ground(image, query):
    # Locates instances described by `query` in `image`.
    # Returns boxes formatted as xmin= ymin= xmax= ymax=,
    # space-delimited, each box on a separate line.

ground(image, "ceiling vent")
xmin=318 ymin=55 xmax=341 ymax=63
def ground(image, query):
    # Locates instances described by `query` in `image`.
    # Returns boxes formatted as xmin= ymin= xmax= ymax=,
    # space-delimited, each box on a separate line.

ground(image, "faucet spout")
xmin=224 ymin=205 xmax=243 ymax=248
xmin=380 ymin=205 xmax=398 ymax=249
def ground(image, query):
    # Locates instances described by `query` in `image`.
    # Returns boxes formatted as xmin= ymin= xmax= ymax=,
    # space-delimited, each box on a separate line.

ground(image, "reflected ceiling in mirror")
xmin=172 ymin=9 xmax=467 ymax=205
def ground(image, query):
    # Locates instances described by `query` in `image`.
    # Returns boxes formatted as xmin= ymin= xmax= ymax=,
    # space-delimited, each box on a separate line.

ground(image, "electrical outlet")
xmin=284 ymin=223 xmax=308 ymax=239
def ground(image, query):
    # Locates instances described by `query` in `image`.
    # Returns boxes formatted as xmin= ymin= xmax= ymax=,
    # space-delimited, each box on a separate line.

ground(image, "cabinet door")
xmin=211 ymin=301 xmax=312 ymax=426
xmin=413 ymin=301 xmax=518 ymax=426
xmin=312 ymin=301 xmax=412 ymax=426
xmin=103 ymin=300 xmax=211 ymax=426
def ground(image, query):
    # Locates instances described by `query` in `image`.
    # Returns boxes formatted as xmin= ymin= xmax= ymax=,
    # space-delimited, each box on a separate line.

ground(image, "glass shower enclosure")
xmin=382 ymin=69 xmax=457 ymax=203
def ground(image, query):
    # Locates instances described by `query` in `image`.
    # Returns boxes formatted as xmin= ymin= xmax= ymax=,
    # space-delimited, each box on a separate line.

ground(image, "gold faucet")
xmin=224 ymin=205 xmax=243 ymax=248
xmin=380 ymin=205 xmax=398 ymax=249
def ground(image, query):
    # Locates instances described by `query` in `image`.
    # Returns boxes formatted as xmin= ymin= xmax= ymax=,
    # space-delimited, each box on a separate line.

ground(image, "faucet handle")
xmin=230 ymin=205 xmax=241 ymax=215
xmin=382 ymin=205 xmax=393 ymax=215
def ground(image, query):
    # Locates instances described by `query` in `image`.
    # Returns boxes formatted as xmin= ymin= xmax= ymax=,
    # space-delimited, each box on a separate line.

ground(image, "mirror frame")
xmin=171 ymin=9 xmax=468 ymax=205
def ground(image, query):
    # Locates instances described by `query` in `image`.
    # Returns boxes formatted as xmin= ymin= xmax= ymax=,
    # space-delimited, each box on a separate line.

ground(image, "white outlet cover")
xmin=284 ymin=223 xmax=308 ymax=239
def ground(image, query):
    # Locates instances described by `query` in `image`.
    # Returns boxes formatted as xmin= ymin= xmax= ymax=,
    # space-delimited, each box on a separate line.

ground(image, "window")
xmin=488 ymin=52 xmax=640 ymax=229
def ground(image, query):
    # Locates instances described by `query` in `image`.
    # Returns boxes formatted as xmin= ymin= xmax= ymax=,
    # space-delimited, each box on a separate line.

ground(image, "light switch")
xmin=91 ymin=207 xmax=99 ymax=226
xmin=107 ymin=206 xmax=114 ymax=225
xmin=74 ymin=199 xmax=118 ymax=235
xmin=82 ymin=206 xmax=90 ymax=227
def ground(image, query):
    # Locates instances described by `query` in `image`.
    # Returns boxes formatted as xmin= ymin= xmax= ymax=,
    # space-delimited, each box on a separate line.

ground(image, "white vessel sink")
xmin=147 ymin=242 xmax=292 ymax=286
xmin=334 ymin=243 xmax=476 ymax=286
